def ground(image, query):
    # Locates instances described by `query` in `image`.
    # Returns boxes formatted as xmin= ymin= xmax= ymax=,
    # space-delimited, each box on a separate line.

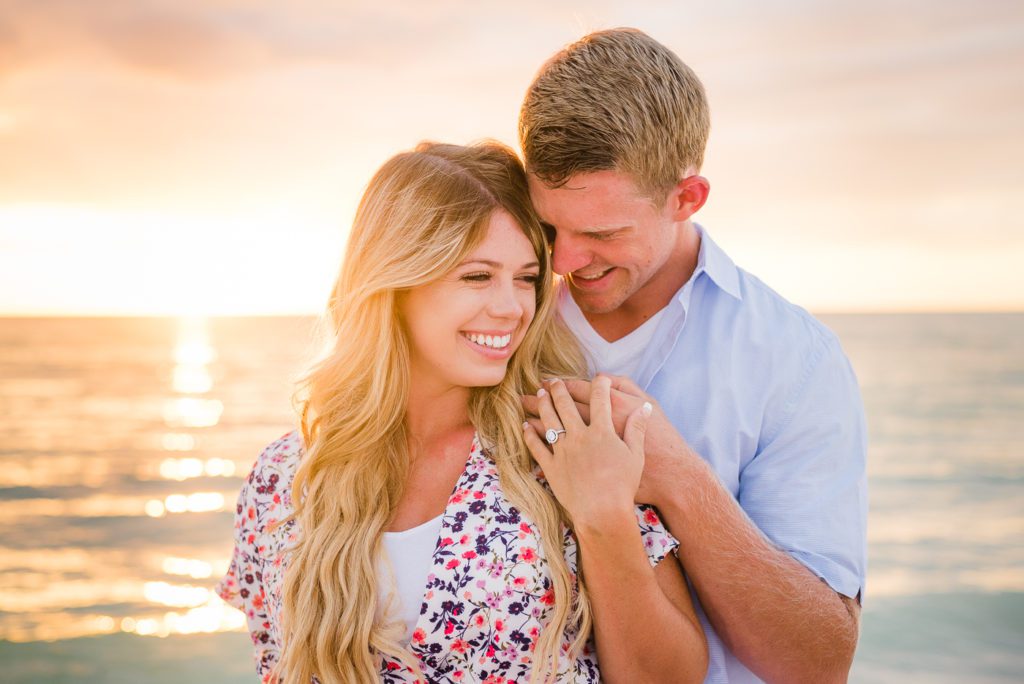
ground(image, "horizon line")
xmin=1 ymin=309 xmax=1022 ymax=319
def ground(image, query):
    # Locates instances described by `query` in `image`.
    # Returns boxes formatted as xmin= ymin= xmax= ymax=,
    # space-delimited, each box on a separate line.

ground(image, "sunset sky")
xmin=1 ymin=0 xmax=1021 ymax=315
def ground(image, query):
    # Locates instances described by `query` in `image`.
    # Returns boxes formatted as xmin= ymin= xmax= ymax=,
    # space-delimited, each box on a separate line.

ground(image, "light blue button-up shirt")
xmin=559 ymin=225 xmax=868 ymax=684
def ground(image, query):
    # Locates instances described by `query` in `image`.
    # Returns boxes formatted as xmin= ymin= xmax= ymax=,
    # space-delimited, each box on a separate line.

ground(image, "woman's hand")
xmin=521 ymin=374 xmax=696 ymax=508
xmin=523 ymin=375 xmax=652 ymax=527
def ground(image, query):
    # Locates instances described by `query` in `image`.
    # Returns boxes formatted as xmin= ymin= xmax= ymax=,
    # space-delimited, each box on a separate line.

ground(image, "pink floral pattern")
xmin=217 ymin=432 xmax=678 ymax=683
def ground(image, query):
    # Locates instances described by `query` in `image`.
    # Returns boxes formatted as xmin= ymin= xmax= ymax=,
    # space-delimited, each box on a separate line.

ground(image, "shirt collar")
xmin=689 ymin=223 xmax=742 ymax=302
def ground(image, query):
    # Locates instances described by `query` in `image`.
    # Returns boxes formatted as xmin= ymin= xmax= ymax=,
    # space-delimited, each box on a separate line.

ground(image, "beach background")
xmin=1 ymin=314 xmax=1022 ymax=683
xmin=2 ymin=0 xmax=1022 ymax=682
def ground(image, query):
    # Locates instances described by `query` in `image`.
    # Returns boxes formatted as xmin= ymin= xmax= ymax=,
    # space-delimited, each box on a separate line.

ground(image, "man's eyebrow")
xmin=540 ymin=222 xmax=628 ymax=234
xmin=581 ymin=225 xmax=629 ymax=234
xmin=458 ymin=259 xmax=540 ymax=269
xmin=573 ymin=225 xmax=626 ymax=236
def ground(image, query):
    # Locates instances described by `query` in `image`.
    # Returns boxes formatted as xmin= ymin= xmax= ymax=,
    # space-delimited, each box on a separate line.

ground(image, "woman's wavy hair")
xmin=278 ymin=141 xmax=592 ymax=684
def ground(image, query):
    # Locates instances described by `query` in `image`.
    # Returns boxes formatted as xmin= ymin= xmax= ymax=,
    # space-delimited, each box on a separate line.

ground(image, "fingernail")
xmin=642 ymin=401 xmax=653 ymax=416
xmin=549 ymin=377 xmax=562 ymax=384
xmin=523 ymin=421 xmax=530 ymax=430
xmin=537 ymin=388 xmax=546 ymax=397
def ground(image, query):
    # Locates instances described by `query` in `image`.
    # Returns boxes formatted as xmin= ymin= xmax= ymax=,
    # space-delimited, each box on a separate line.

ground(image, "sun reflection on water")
xmin=172 ymin=365 xmax=213 ymax=394
xmin=0 ymin=490 xmax=234 ymax=519
xmin=162 ymin=432 xmax=196 ymax=451
xmin=0 ymin=597 xmax=247 ymax=642
xmin=162 ymin=556 xmax=216 ymax=579
xmin=144 ymin=492 xmax=227 ymax=518
xmin=163 ymin=397 xmax=224 ymax=428
xmin=164 ymin=318 xmax=221 ymax=428
xmin=158 ymin=456 xmax=235 ymax=481
xmin=174 ymin=319 xmax=217 ymax=367
xmin=143 ymin=581 xmax=211 ymax=607
xmin=119 ymin=596 xmax=247 ymax=638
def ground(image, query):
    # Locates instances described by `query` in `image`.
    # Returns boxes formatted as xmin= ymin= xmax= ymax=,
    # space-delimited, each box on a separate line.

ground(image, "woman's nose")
xmin=488 ymin=280 xmax=526 ymax=318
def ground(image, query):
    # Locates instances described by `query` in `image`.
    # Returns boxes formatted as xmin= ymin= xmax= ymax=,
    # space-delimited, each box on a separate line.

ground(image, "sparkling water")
xmin=1 ymin=314 xmax=1021 ymax=683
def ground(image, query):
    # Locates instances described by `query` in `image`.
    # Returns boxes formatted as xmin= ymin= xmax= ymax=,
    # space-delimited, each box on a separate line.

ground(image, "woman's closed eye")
xmin=516 ymin=273 xmax=540 ymax=285
xmin=459 ymin=271 xmax=539 ymax=286
xmin=460 ymin=272 xmax=492 ymax=283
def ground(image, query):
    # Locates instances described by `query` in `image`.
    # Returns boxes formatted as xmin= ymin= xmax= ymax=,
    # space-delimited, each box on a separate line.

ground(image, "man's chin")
xmin=570 ymin=286 xmax=626 ymax=316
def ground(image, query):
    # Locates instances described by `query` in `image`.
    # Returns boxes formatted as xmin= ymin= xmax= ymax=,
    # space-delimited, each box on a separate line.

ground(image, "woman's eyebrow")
xmin=459 ymin=259 xmax=540 ymax=269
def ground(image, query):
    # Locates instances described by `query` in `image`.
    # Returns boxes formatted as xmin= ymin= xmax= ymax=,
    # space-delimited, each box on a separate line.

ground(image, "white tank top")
xmin=377 ymin=513 xmax=445 ymax=645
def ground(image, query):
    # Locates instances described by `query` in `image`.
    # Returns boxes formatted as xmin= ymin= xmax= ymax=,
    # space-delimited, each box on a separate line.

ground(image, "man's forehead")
xmin=529 ymin=175 xmax=645 ymax=229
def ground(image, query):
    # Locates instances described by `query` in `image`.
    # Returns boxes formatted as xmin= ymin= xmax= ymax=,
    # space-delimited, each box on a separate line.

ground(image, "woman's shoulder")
xmin=242 ymin=430 xmax=304 ymax=510
xmin=254 ymin=430 xmax=304 ymax=467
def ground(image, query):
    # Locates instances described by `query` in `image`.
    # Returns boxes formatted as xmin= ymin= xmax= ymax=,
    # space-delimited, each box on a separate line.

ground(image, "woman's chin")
xmin=460 ymin=365 xmax=512 ymax=389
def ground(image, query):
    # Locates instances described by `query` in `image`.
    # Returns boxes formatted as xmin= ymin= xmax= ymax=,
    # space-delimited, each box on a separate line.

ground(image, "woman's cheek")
xmin=521 ymin=291 xmax=537 ymax=325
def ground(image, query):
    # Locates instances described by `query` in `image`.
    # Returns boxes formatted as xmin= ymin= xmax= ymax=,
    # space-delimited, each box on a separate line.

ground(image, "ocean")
xmin=1 ymin=314 xmax=1021 ymax=683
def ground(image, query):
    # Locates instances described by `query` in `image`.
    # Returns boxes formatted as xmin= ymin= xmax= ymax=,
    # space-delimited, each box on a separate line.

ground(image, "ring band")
xmin=545 ymin=428 xmax=567 ymax=445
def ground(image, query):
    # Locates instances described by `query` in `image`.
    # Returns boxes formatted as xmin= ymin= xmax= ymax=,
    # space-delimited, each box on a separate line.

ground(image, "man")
xmin=520 ymin=29 xmax=867 ymax=683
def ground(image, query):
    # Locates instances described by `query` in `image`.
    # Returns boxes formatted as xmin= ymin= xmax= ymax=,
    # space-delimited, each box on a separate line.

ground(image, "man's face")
xmin=527 ymin=170 xmax=678 ymax=315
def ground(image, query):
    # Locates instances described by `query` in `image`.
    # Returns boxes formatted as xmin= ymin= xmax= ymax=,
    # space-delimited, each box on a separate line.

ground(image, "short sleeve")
xmin=215 ymin=475 xmax=252 ymax=611
xmin=634 ymin=504 xmax=679 ymax=566
xmin=739 ymin=332 xmax=868 ymax=600
xmin=215 ymin=452 xmax=283 ymax=682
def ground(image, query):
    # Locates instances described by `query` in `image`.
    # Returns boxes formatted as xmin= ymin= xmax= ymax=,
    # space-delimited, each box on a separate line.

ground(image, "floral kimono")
xmin=216 ymin=431 xmax=679 ymax=683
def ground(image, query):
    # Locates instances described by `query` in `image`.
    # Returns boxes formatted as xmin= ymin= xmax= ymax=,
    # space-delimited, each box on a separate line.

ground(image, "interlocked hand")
xmin=522 ymin=376 xmax=652 ymax=525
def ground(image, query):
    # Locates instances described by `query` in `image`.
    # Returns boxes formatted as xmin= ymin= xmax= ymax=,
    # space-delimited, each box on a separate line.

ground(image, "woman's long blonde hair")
xmin=278 ymin=141 xmax=592 ymax=684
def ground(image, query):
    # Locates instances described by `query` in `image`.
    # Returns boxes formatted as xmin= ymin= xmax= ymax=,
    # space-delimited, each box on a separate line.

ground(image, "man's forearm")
xmin=654 ymin=450 xmax=859 ymax=683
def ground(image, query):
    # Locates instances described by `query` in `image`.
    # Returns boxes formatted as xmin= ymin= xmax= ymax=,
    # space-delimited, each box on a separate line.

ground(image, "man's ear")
xmin=665 ymin=174 xmax=710 ymax=221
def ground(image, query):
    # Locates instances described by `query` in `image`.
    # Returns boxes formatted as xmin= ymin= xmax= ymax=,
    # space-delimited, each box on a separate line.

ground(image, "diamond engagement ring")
xmin=544 ymin=428 xmax=567 ymax=445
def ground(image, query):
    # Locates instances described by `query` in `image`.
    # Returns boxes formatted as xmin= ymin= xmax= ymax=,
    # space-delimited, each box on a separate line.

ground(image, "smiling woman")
xmin=214 ymin=141 xmax=705 ymax=683
xmin=401 ymin=210 xmax=540 ymax=390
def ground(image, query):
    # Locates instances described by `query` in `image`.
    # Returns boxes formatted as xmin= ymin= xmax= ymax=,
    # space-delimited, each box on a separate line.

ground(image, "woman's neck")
xmin=405 ymin=381 xmax=473 ymax=452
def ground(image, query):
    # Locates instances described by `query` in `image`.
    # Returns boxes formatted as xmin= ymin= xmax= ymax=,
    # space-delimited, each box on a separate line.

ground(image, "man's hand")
xmin=522 ymin=374 xmax=698 ymax=507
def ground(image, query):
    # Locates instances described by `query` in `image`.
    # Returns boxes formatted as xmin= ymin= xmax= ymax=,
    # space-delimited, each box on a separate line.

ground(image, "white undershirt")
xmin=377 ymin=513 xmax=444 ymax=645
xmin=559 ymin=286 xmax=667 ymax=380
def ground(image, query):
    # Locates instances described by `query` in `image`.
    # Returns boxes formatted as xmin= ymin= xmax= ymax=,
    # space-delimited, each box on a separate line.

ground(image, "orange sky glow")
xmin=1 ymin=0 xmax=1021 ymax=315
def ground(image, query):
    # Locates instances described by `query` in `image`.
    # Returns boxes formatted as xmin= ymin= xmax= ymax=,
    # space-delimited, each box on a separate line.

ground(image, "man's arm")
xmin=524 ymin=347 xmax=866 ymax=683
xmin=651 ymin=437 xmax=860 ymax=683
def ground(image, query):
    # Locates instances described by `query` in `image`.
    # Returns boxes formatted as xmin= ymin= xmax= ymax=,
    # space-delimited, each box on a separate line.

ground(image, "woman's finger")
xmin=535 ymin=386 xmax=566 ymax=446
xmin=523 ymin=421 xmax=553 ymax=468
xmin=623 ymin=401 xmax=653 ymax=457
xmin=545 ymin=378 xmax=586 ymax=432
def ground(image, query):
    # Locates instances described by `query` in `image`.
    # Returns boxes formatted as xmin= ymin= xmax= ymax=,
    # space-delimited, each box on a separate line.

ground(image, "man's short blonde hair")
xmin=519 ymin=28 xmax=710 ymax=200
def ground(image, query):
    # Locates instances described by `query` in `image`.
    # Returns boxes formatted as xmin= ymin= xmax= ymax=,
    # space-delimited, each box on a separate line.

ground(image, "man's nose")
xmin=550 ymin=233 xmax=591 ymax=275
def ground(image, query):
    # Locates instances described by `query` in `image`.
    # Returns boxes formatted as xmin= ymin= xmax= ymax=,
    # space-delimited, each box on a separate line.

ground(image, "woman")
xmin=216 ymin=141 xmax=707 ymax=683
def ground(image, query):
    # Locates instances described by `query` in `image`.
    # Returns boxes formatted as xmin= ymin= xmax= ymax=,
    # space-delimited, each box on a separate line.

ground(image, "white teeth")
xmin=575 ymin=269 xmax=610 ymax=281
xmin=466 ymin=333 xmax=511 ymax=349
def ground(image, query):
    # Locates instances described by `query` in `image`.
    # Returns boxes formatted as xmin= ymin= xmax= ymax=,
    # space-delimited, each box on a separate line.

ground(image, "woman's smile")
xmin=459 ymin=329 xmax=516 ymax=359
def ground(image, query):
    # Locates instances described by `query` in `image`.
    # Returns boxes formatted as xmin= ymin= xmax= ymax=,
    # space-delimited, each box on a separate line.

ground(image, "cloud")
xmin=0 ymin=0 xmax=281 ymax=79
xmin=0 ymin=0 xmax=1022 ymax=312
xmin=0 ymin=0 xmax=516 ymax=81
